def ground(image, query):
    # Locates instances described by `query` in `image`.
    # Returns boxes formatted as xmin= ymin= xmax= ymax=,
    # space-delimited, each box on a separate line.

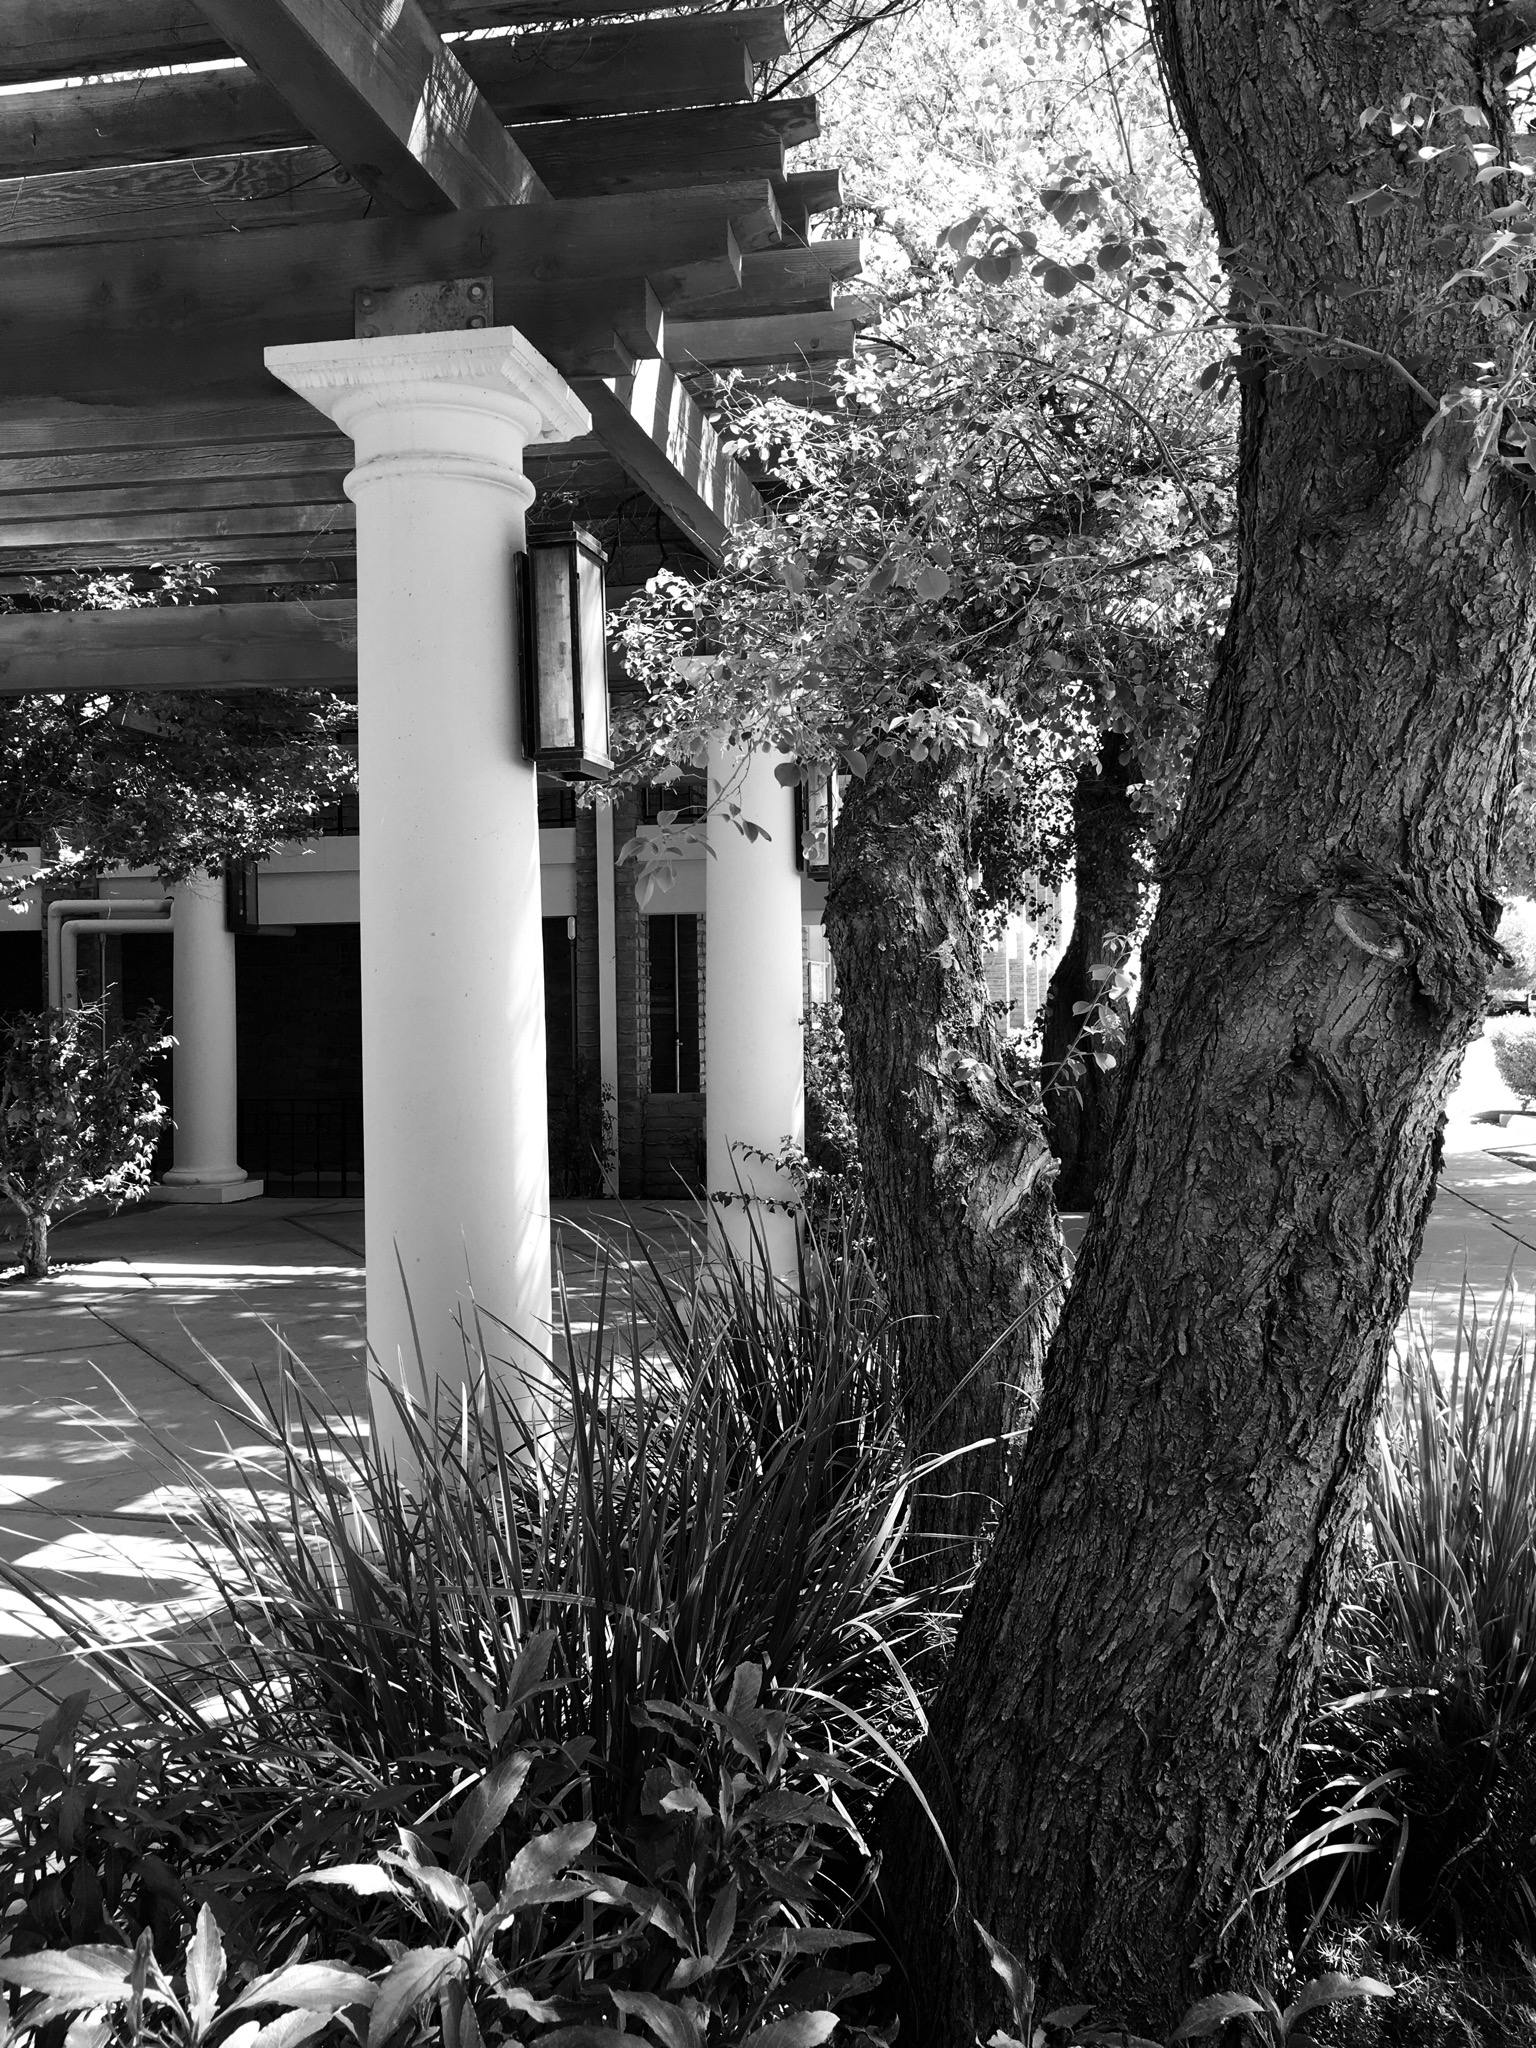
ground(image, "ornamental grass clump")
xmin=0 ymin=1214 xmax=945 ymax=2037
xmin=1303 ymin=1278 xmax=1536 ymax=1960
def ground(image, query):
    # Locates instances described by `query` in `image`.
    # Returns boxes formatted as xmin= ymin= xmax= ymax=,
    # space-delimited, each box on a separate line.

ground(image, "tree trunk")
xmin=21 ymin=1208 xmax=48 ymax=1279
xmin=1039 ymin=734 xmax=1144 ymax=1210
xmin=825 ymin=747 xmax=1065 ymax=1564
xmin=892 ymin=8 xmax=1536 ymax=2035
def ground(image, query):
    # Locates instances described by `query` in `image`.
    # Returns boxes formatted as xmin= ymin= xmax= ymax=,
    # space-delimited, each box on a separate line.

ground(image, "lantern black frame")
xmin=517 ymin=524 xmax=613 ymax=782
xmin=794 ymin=770 xmax=839 ymax=881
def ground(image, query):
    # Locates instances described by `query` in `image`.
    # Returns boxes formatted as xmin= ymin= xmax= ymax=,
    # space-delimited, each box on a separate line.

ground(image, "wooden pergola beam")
xmin=0 ymin=600 xmax=359 ymax=695
xmin=0 ymin=20 xmax=803 ymax=178
xmin=667 ymin=239 xmax=861 ymax=320
xmin=193 ymin=0 xmax=545 ymax=213
xmin=0 ymin=1 xmax=786 ymax=91
xmin=575 ymin=363 xmax=763 ymax=558
xmin=214 ymin=1 xmax=776 ymax=563
xmin=0 ymin=197 xmax=763 ymax=397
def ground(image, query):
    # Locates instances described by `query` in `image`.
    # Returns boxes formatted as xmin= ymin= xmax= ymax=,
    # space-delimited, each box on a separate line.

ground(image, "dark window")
xmin=538 ymin=780 xmax=577 ymax=828
xmin=648 ymin=913 xmax=700 ymax=1093
xmin=316 ymin=792 xmax=360 ymax=836
xmin=640 ymin=778 xmax=706 ymax=824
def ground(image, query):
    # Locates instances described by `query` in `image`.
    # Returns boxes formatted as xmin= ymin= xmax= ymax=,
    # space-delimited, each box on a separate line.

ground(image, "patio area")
xmin=0 ymin=1196 xmax=702 ymax=1729
xmin=5 ymin=1027 xmax=1536 ymax=1732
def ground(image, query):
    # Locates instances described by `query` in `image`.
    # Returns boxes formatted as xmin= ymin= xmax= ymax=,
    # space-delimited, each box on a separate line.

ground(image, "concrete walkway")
xmin=0 ymin=1196 xmax=701 ymax=1731
xmin=3 ymin=1027 xmax=1536 ymax=1733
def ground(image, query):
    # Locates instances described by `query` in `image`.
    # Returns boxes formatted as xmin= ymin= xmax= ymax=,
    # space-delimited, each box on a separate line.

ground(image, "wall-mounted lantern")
xmin=517 ymin=526 xmax=613 ymax=781
xmin=794 ymin=770 xmax=838 ymax=881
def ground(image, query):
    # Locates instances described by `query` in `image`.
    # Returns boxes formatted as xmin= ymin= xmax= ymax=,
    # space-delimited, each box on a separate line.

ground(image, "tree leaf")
xmin=225 ymin=1965 xmax=377 ymax=2018
xmin=250 ymin=2013 xmax=331 ymax=2048
xmin=296 ymin=1865 xmax=403 ymax=1898
xmin=450 ymin=1750 xmax=533 ymax=1870
xmin=1171 ymin=1991 xmax=1265 ymax=2038
xmin=1281 ymin=1973 xmax=1394 ymax=2027
xmin=184 ymin=1905 xmax=226 ymax=2038
xmin=0 ymin=1951 xmax=133 ymax=2002
xmin=368 ymin=1950 xmax=461 ymax=2047
xmin=705 ymin=1878 xmax=738 ymax=1962
xmin=499 ymin=1820 xmax=596 ymax=1900
xmin=738 ymin=2017 xmax=839 ymax=2048
xmin=609 ymin=1989 xmax=706 ymax=2048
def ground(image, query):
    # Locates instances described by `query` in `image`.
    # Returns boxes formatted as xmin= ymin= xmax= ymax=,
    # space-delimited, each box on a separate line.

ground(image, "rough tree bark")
xmin=1040 ymin=733 xmax=1144 ymax=1210
xmin=892 ymin=3 xmax=1536 ymax=2034
xmin=824 ymin=747 xmax=1065 ymax=1556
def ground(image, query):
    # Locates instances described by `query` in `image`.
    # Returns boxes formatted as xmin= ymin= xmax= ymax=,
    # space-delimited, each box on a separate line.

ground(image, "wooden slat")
xmin=0 ymin=2 xmax=787 ymax=91
xmin=0 ymin=395 xmax=331 ymax=456
xmin=0 ymin=436 xmax=346 ymax=494
xmin=0 ymin=472 xmax=348 ymax=524
xmin=667 ymin=239 xmax=860 ymax=320
xmin=0 ymin=34 xmax=808 ymax=178
xmin=0 ymin=199 xmax=742 ymax=397
xmin=451 ymin=14 xmax=760 ymax=121
xmin=0 ymin=150 xmax=370 ymax=250
xmin=664 ymin=310 xmax=856 ymax=369
xmin=195 ymin=0 xmax=545 ymax=213
xmin=574 ymin=362 xmax=763 ymax=557
xmin=519 ymin=98 xmax=815 ymax=196
xmin=0 ymin=599 xmax=358 ymax=695
xmin=0 ymin=506 xmax=356 ymax=575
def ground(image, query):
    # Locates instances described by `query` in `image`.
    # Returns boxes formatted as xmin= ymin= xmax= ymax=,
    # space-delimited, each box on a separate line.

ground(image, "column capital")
xmin=265 ymin=325 xmax=590 ymax=484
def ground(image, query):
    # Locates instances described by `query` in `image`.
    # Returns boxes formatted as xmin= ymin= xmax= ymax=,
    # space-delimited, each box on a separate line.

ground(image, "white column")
xmin=266 ymin=328 xmax=590 ymax=1431
xmin=157 ymin=871 xmax=263 ymax=1204
xmin=594 ymin=794 xmax=621 ymax=1198
xmin=705 ymin=740 xmax=805 ymax=1274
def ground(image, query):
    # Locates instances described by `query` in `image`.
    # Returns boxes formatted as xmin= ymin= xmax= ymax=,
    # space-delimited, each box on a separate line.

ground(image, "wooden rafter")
xmin=0 ymin=19 xmax=805 ymax=179
xmin=0 ymin=1 xmax=784 ymax=91
xmin=193 ymin=0 xmax=546 ymax=212
xmin=204 ymin=0 xmax=773 ymax=555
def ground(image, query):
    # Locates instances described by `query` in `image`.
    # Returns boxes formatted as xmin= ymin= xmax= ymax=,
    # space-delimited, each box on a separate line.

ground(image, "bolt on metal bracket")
xmin=354 ymin=276 xmax=494 ymax=338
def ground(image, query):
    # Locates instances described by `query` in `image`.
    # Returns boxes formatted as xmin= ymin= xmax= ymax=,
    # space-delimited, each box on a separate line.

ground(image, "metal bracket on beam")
xmin=355 ymin=276 xmax=494 ymax=338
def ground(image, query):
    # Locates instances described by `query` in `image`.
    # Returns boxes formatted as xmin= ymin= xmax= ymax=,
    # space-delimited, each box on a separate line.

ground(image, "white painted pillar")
xmin=266 ymin=328 xmax=590 ymax=1431
xmin=705 ymin=740 xmax=805 ymax=1275
xmin=158 ymin=871 xmax=263 ymax=1204
xmin=594 ymin=794 xmax=621 ymax=1197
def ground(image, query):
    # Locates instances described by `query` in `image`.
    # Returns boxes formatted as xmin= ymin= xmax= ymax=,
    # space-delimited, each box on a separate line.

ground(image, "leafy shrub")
xmin=1491 ymin=894 xmax=1536 ymax=990
xmin=0 ymin=1001 xmax=169 ymax=1276
xmin=0 ymin=1222 xmax=935 ymax=2033
xmin=1488 ymin=1016 xmax=1536 ymax=1103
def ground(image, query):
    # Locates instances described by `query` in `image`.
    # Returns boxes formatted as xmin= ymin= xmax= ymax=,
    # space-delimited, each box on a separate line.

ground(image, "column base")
xmin=147 ymin=1178 xmax=266 ymax=1205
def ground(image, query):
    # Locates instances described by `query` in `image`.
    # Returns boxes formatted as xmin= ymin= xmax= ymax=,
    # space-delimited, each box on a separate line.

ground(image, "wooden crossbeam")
xmin=194 ymin=0 xmax=545 ymax=213
xmin=0 ymin=2 xmax=786 ymax=91
xmin=574 ymin=363 xmax=762 ymax=558
xmin=0 ymin=149 xmax=784 ymax=254
xmin=667 ymin=240 xmax=861 ymax=320
xmin=664 ymin=310 xmax=856 ymax=371
xmin=0 ymin=198 xmax=757 ymax=397
xmin=0 ymin=24 xmax=805 ymax=178
xmin=0 ymin=600 xmax=359 ymax=695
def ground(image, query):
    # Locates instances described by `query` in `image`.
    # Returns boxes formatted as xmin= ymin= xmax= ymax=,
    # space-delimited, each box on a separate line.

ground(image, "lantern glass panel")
xmin=575 ymin=544 xmax=611 ymax=767
xmin=530 ymin=547 xmax=578 ymax=750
